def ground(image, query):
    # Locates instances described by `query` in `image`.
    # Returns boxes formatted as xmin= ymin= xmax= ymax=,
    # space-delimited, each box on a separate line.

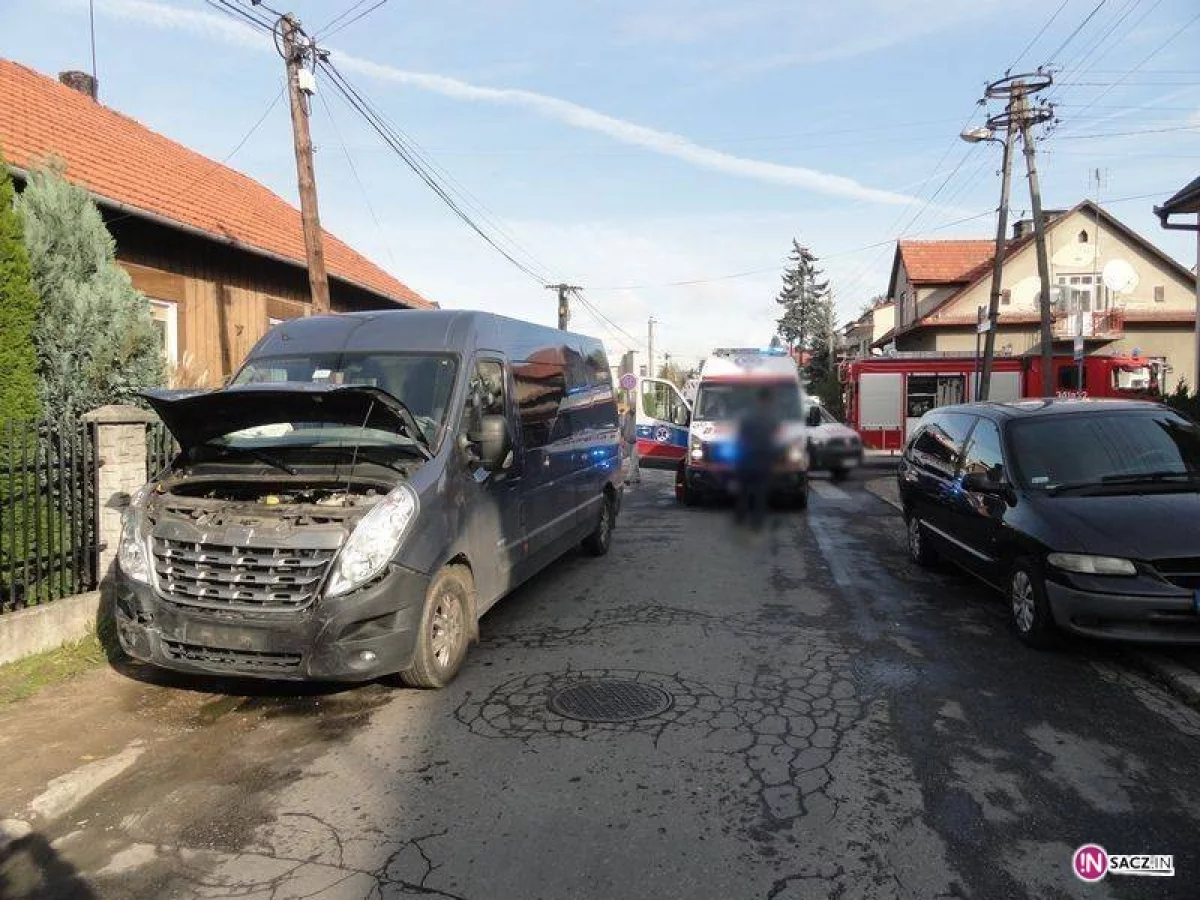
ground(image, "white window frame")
xmin=148 ymin=299 xmax=179 ymax=365
xmin=1054 ymin=273 xmax=1110 ymax=313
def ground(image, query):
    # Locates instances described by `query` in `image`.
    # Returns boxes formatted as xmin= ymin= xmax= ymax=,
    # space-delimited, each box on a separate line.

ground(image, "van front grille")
xmin=1151 ymin=557 xmax=1200 ymax=591
xmin=152 ymin=538 xmax=335 ymax=612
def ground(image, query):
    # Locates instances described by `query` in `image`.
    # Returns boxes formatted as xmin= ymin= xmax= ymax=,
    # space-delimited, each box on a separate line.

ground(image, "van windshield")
xmin=228 ymin=352 xmax=459 ymax=453
xmin=694 ymin=383 xmax=802 ymax=421
xmin=1010 ymin=410 xmax=1200 ymax=493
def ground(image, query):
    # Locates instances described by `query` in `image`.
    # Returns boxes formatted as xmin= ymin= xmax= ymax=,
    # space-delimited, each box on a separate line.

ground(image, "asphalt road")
xmin=6 ymin=467 xmax=1200 ymax=899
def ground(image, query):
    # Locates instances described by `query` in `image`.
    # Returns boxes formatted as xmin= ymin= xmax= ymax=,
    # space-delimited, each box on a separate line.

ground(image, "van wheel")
xmin=1010 ymin=559 xmax=1057 ymax=649
xmin=401 ymin=566 xmax=473 ymax=689
xmin=830 ymin=467 xmax=848 ymax=483
xmin=906 ymin=514 xmax=938 ymax=567
xmin=582 ymin=493 xmax=616 ymax=556
xmin=677 ymin=464 xmax=696 ymax=506
xmin=794 ymin=481 xmax=809 ymax=510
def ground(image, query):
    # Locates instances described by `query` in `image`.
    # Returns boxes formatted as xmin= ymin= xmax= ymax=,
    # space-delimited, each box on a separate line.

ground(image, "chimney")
xmin=1012 ymin=209 xmax=1067 ymax=241
xmin=58 ymin=71 xmax=98 ymax=100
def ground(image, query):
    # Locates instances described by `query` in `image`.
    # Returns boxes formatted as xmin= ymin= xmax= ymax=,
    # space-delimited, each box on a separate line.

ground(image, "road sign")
xmin=619 ymin=372 xmax=637 ymax=390
xmin=976 ymin=306 xmax=990 ymax=334
xmin=1073 ymin=335 xmax=1084 ymax=362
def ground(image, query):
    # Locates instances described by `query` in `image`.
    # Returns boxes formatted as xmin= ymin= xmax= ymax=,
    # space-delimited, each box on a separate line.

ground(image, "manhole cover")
xmin=547 ymin=679 xmax=674 ymax=723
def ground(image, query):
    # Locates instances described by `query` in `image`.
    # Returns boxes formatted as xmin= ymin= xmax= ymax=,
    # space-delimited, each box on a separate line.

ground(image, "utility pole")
xmin=968 ymin=70 xmax=1054 ymax=398
xmin=281 ymin=14 xmax=331 ymax=314
xmin=1016 ymin=90 xmax=1055 ymax=399
xmin=545 ymin=283 xmax=581 ymax=330
xmin=647 ymin=316 xmax=657 ymax=380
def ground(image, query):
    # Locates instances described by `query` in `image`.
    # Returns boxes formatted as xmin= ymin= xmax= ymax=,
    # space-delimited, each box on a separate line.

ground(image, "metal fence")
xmin=1 ymin=419 xmax=101 ymax=614
xmin=147 ymin=420 xmax=177 ymax=480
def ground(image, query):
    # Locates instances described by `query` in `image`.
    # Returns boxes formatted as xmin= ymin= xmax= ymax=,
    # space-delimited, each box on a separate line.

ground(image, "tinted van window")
xmin=961 ymin=418 xmax=1004 ymax=479
xmin=513 ymin=362 xmax=566 ymax=448
xmin=909 ymin=412 xmax=974 ymax=476
xmin=1010 ymin=410 xmax=1200 ymax=490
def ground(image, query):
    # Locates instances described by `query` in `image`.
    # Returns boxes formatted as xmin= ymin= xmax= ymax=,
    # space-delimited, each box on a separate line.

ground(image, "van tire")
xmin=582 ymin=493 xmax=616 ymax=556
xmin=400 ymin=565 xmax=473 ymax=689
xmin=830 ymin=467 xmax=849 ymax=483
xmin=906 ymin=514 xmax=938 ymax=567
xmin=1010 ymin=559 xmax=1058 ymax=650
xmin=677 ymin=464 xmax=696 ymax=506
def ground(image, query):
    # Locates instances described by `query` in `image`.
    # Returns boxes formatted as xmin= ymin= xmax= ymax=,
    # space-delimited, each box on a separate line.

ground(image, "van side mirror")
xmin=673 ymin=407 xmax=690 ymax=427
xmin=962 ymin=469 xmax=1006 ymax=495
xmin=806 ymin=406 xmax=822 ymax=427
xmin=471 ymin=414 xmax=511 ymax=470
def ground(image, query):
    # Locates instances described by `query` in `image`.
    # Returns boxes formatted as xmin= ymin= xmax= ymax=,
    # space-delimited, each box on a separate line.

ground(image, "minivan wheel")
xmin=582 ymin=493 xmax=616 ymax=556
xmin=1010 ymin=560 xmax=1057 ymax=649
xmin=401 ymin=566 xmax=473 ymax=689
xmin=907 ymin=515 xmax=938 ymax=567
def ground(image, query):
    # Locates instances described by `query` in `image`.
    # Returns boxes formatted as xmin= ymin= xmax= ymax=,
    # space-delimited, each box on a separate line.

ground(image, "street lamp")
xmin=961 ymin=119 xmax=1016 ymax=401
xmin=960 ymin=126 xmax=998 ymax=144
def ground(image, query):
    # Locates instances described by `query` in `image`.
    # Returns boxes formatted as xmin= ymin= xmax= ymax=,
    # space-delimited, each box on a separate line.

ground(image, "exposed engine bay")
xmin=167 ymin=480 xmax=384 ymax=507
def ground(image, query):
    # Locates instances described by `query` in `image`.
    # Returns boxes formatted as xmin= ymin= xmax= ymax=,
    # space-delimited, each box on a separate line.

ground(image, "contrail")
xmin=92 ymin=0 xmax=920 ymax=206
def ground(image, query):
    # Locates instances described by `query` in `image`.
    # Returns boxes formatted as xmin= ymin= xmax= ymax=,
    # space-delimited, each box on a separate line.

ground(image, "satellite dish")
xmin=1102 ymin=259 xmax=1139 ymax=294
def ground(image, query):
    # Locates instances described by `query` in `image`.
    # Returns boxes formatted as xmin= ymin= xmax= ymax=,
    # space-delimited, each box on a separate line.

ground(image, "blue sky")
xmin=2 ymin=0 xmax=1198 ymax=366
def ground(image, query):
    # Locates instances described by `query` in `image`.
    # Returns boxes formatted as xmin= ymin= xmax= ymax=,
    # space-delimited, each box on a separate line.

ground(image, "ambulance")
xmin=675 ymin=347 xmax=810 ymax=507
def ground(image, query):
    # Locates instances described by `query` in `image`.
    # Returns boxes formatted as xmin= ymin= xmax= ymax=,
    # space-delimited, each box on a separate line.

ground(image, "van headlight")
xmin=787 ymin=443 xmax=807 ymax=466
xmin=690 ymin=435 xmax=704 ymax=460
xmin=326 ymin=484 xmax=419 ymax=597
xmin=1046 ymin=553 xmax=1136 ymax=576
xmin=117 ymin=485 xmax=153 ymax=585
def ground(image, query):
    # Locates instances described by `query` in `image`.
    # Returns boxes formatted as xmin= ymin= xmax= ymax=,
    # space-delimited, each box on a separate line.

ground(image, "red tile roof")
xmin=898 ymin=240 xmax=997 ymax=284
xmin=0 ymin=59 xmax=432 ymax=308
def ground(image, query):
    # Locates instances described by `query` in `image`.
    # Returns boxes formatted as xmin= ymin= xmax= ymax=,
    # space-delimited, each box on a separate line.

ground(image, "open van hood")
xmin=140 ymin=383 xmax=429 ymax=455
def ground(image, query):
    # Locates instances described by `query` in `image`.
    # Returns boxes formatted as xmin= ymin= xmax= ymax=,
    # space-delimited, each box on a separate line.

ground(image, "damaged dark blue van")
xmin=114 ymin=311 xmax=621 ymax=687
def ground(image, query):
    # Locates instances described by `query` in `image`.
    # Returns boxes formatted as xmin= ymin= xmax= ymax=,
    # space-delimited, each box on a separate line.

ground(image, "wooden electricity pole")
xmin=1015 ymin=91 xmax=1055 ymax=398
xmin=977 ymin=117 xmax=1016 ymax=401
xmin=545 ymin=283 xmax=580 ymax=330
xmin=281 ymin=15 xmax=331 ymax=314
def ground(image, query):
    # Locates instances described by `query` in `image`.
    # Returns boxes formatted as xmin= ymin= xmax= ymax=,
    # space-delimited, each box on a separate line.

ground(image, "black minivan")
xmin=898 ymin=399 xmax=1200 ymax=647
xmin=115 ymin=311 xmax=621 ymax=687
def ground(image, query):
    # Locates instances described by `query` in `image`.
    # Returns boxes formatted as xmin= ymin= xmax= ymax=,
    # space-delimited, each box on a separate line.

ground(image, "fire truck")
xmin=842 ymin=352 xmax=1165 ymax=450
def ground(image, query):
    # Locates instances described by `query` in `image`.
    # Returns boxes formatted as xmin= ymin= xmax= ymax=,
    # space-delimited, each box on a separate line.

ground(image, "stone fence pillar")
xmin=82 ymin=405 xmax=155 ymax=585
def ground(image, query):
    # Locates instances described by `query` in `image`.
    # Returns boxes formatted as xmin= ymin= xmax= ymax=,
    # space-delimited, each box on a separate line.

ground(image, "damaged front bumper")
xmin=113 ymin=564 xmax=430 ymax=682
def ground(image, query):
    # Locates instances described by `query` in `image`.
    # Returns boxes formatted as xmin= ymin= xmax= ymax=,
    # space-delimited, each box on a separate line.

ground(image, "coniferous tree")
xmin=775 ymin=240 xmax=828 ymax=355
xmin=16 ymin=160 xmax=163 ymax=419
xmin=0 ymin=152 xmax=40 ymax=425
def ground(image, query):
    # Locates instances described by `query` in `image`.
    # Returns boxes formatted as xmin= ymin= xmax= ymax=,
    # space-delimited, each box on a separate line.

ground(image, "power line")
xmin=203 ymin=0 xmax=273 ymax=31
xmin=1055 ymin=123 xmax=1200 ymax=139
xmin=1045 ymin=0 xmax=1108 ymax=64
xmin=318 ymin=60 xmax=553 ymax=284
xmin=1065 ymin=9 xmax=1200 ymax=119
xmin=315 ymin=0 xmax=372 ymax=36
xmin=314 ymin=85 xmax=398 ymax=270
xmin=104 ymin=82 xmax=286 ymax=228
xmin=588 ymin=209 xmax=999 ymax=292
xmin=1012 ymin=0 xmax=1070 ymax=69
xmin=319 ymin=0 xmax=390 ymax=40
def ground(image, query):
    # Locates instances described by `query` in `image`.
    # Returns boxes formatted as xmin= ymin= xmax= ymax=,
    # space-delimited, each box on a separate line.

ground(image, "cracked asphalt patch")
xmin=5 ymin=470 xmax=1200 ymax=899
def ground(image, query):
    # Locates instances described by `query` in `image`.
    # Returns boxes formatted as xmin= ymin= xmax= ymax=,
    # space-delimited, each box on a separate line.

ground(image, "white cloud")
xmin=90 ymin=0 xmax=921 ymax=206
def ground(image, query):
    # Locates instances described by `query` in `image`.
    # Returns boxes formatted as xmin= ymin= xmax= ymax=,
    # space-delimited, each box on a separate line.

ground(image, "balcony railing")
xmin=1052 ymin=307 xmax=1124 ymax=340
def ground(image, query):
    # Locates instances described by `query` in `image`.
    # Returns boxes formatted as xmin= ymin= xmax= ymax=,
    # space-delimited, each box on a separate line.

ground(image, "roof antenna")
xmin=88 ymin=0 xmax=98 ymax=88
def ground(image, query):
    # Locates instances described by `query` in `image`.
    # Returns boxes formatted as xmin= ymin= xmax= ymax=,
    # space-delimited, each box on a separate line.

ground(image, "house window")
xmin=1055 ymin=274 xmax=1108 ymax=313
xmin=1154 ymin=285 xmax=1165 ymax=303
xmin=1000 ymin=289 xmax=1011 ymax=306
xmin=1078 ymin=230 xmax=1089 ymax=244
xmin=149 ymin=299 xmax=179 ymax=365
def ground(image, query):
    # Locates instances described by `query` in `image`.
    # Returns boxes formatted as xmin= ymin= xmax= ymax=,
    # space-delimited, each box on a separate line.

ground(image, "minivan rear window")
xmin=1009 ymin=411 xmax=1200 ymax=491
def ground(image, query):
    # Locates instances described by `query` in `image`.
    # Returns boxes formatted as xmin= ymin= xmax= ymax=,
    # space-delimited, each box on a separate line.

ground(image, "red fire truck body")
xmin=843 ymin=353 xmax=1163 ymax=450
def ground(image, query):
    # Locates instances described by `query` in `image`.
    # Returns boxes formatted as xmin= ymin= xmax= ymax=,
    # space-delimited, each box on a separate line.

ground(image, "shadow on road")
xmin=0 ymin=832 xmax=98 ymax=900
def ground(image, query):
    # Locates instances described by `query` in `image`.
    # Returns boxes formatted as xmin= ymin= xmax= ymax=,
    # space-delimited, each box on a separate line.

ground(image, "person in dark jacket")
xmin=735 ymin=386 xmax=777 ymax=529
